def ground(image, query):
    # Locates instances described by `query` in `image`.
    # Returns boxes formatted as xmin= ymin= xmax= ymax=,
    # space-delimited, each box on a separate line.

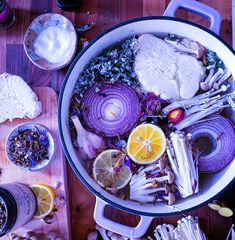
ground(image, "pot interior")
xmin=59 ymin=17 xmax=235 ymax=215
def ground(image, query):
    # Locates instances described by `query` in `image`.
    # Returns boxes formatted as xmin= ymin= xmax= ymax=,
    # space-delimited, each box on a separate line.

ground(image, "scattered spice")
xmin=7 ymin=126 xmax=49 ymax=168
xmin=0 ymin=197 xmax=6 ymax=229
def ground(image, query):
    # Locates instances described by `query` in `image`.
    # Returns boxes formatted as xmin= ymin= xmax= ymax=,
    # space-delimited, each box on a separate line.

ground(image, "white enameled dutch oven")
xmin=58 ymin=0 xmax=235 ymax=238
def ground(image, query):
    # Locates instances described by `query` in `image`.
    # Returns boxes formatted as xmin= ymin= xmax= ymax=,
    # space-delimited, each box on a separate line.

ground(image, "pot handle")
xmin=94 ymin=197 xmax=153 ymax=238
xmin=163 ymin=0 xmax=221 ymax=35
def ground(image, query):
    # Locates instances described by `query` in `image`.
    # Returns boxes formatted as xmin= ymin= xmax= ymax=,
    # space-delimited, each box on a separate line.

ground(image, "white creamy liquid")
xmin=34 ymin=25 xmax=73 ymax=64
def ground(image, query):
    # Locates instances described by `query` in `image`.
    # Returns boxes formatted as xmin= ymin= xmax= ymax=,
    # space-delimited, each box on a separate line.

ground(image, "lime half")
xmin=93 ymin=149 xmax=132 ymax=189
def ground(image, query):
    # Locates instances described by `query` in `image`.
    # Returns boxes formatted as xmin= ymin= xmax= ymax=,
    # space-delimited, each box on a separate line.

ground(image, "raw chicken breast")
xmin=0 ymin=73 xmax=42 ymax=123
xmin=134 ymin=34 xmax=203 ymax=101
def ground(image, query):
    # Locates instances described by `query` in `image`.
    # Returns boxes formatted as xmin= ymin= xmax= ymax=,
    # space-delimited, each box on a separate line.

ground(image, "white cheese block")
xmin=134 ymin=34 xmax=203 ymax=101
xmin=0 ymin=73 xmax=42 ymax=123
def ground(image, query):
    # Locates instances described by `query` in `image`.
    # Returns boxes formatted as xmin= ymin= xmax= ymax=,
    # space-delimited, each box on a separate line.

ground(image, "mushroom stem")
xmin=163 ymin=84 xmax=230 ymax=115
xmin=207 ymin=68 xmax=224 ymax=89
xmin=164 ymin=37 xmax=205 ymax=58
xmin=167 ymin=132 xmax=198 ymax=198
xmin=204 ymin=68 xmax=215 ymax=83
xmin=184 ymin=94 xmax=221 ymax=116
xmin=200 ymin=68 xmax=215 ymax=91
xmin=174 ymin=89 xmax=235 ymax=130
xmin=213 ymin=68 xmax=232 ymax=89
xmin=153 ymin=216 xmax=207 ymax=240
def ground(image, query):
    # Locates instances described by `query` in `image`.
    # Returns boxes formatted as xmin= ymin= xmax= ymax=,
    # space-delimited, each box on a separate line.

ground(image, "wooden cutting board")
xmin=0 ymin=87 xmax=71 ymax=239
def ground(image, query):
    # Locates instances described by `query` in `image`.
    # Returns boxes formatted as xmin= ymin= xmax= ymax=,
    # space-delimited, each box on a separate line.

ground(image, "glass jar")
xmin=0 ymin=183 xmax=36 ymax=237
xmin=0 ymin=0 xmax=15 ymax=29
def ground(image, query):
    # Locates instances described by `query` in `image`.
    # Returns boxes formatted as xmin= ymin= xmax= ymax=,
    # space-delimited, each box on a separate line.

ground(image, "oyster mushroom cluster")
xmin=129 ymin=160 xmax=176 ymax=205
xmin=152 ymin=216 xmax=207 ymax=240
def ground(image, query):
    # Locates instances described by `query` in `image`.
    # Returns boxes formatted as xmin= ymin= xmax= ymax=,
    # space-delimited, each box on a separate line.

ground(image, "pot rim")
xmin=58 ymin=16 xmax=235 ymax=217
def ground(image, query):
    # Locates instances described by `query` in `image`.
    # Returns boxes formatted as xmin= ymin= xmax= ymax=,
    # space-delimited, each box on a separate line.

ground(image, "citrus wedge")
xmin=30 ymin=184 xmax=55 ymax=219
xmin=127 ymin=123 xmax=166 ymax=164
xmin=93 ymin=149 xmax=132 ymax=189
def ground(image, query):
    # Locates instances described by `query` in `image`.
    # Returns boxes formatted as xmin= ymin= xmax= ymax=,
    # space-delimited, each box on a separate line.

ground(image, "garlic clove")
xmin=87 ymin=132 xmax=106 ymax=150
xmin=87 ymin=231 xmax=98 ymax=240
xmin=71 ymin=115 xmax=106 ymax=159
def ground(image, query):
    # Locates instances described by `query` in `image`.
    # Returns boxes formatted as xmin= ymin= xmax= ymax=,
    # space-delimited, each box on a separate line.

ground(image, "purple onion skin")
xmin=140 ymin=92 xmax=166 ymax=122
xmin=124 ymin=155 xmax=132 ymax=169
xmin=153 ymin=191 xmax=167 ymax=205
xmin=81 ymin=82 xmax=141 ymax=137
xmin=185 ymin=114 xmax=235 ymax=173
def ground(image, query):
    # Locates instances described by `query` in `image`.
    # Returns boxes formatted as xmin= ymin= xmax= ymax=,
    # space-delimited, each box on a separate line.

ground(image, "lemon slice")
xmin=93 ymin=149 xmax=132 ymax=189
xmin=30 ymin=184 xmax=55 ymax=219
xmin=127 ymin=123 xmax=166 ymax=164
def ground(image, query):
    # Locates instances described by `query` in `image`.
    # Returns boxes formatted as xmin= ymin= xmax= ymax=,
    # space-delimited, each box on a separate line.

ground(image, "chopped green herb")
xmin=73 ymin=37 xmax=139 ymax=97
xmin=206 ymin=49 xmax=224 ymax=69
xmin=167 ymin=33 xmax=178 ymax=41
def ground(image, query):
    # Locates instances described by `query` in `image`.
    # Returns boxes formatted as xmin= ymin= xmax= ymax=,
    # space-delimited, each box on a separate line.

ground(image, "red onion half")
xmin=81 ymin=83 xmax=141 ymax=137
xmin=185 ymin=114 xmax=235 ymax=173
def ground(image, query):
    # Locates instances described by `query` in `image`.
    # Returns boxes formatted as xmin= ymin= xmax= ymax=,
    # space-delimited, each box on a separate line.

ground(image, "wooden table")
xmin=0 ymin=1 xmax=234 ymax=239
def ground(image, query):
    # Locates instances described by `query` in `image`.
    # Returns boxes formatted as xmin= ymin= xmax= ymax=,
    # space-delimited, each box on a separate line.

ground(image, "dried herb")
xmin=0 ymin=197 xmax=6 ymax=229
xmin=167 ymin=33 xmax=178 ymax=41
xmin=7 ymin=127 xmax=49 ymax=168
xmin=139 ymin=92 xmax=166 ymax=122
xmin=73 ymin=36 xmax=139 ymax=97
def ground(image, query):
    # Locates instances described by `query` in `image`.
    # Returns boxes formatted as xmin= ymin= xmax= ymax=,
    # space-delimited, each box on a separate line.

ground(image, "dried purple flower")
xmin=124 ymin=155 xmax=132 ymax=169
xmin=116 ymin=139 xmax=127 ymax=150
xmin=140 ymin=92 xmax=165 ymax=122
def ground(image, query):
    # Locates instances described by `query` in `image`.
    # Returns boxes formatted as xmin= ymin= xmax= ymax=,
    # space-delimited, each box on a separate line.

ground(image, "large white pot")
xmin=58 ymin=0 xmax=235 ymax=238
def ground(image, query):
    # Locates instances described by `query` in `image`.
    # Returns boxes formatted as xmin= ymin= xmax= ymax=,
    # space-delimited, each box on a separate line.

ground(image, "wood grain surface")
xmin=0 ymin=1 xmax=234 ymax=240
xmin=0 ymin=87 xmax=70 ymax=239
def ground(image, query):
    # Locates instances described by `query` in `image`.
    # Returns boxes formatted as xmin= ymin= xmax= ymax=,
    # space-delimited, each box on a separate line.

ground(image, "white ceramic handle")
xmin=164 ymin=0 xmax=221 ymax=35
xmin=94 ymin=198 xmax=153 ymax=238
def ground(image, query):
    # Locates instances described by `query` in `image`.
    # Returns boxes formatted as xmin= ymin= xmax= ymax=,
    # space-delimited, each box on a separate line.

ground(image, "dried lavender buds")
xmin=0 ymin=198 xmax=6 ymax=229
xmin=7 ymin=126 xmax=50 ymax=169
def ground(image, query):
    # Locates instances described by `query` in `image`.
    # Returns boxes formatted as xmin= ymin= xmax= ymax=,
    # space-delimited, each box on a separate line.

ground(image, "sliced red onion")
xmin=81 ymin=83 xmax=141 ymax=137
xmin=185 ymin=114 xmax=235 ymax=173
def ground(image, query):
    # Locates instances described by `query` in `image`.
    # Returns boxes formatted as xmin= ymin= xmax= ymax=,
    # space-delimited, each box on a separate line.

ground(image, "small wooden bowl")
xmin=23 ymin=13 xmax=77 ymax=70
xmin=5 ymin=123 xmax=55 ymax=172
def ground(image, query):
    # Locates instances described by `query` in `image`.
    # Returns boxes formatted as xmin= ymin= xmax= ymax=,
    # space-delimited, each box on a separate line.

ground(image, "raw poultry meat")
xmin=134 ymin=34 xmax=204 ymax=101
xmin=0 ymin=73 xmax=42 ymax=123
